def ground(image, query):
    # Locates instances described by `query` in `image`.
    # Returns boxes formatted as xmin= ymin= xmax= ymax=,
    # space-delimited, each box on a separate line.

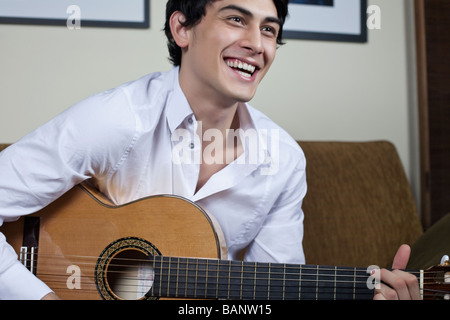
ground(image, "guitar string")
xmin=29 ymin=258 xmax=449 ymax=298
xmin=21 ymin=258 xmax=446 ymax=292
xmin=19 ymin=259 xmax=448 ymax=294
xmin=17 ymin=252 xmax=450 ymax=298
xmin=20 ymin=251 xmax=441 ymax=275
xmin=20 ymin=252 xmax=441 ymax=285
xmin=29 ymin=279 xmax=448 ymax=300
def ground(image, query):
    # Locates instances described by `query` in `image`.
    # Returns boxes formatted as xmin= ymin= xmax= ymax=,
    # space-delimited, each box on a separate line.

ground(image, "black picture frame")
xmin=0 ymin=0 xmax=150 ymax=29
xmin=284 ymin=0 xmax=367 ymax=43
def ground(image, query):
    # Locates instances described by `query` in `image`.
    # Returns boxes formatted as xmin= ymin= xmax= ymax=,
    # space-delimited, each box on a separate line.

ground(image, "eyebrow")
xmin=218 ymin=4 xmax=282 ymax=27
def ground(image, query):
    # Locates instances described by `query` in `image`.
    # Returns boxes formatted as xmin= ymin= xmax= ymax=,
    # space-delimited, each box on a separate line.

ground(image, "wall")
xmin=0 ymin=0 xmax=420 ymax=208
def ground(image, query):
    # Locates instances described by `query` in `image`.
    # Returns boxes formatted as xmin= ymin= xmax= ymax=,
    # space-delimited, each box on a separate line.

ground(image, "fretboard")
xmin=148 ymin=256 xmax=374 ymax=300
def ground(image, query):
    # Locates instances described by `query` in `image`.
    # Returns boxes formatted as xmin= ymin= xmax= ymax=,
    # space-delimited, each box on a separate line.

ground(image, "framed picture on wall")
xmin=0 ymin=0 xmax=150 ymax=29
xmin=284 ymin=0 xmax=367 ymax=43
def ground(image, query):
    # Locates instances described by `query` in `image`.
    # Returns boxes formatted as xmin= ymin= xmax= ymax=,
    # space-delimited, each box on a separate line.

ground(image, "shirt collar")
xmin=165 ymin=67 xmax=195 ymax=134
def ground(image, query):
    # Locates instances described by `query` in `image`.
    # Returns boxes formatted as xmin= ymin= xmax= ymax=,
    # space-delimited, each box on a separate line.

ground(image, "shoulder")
xmin=63 ymin=69 xmax=177 ymax=137
xmin=45 ymin=69 xmax=178 ymax=165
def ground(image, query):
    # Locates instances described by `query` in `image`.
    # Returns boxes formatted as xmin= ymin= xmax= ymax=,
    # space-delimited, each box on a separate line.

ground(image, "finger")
xmin=393 ymin=269 xmax=422 ymax=300
xmin=373 ymin=282 xmax=398 ymax=300
xmin=380 ymin=268 xmax=411 ymax=300
xmin=392 ymin=244 xmax=411 ymax=270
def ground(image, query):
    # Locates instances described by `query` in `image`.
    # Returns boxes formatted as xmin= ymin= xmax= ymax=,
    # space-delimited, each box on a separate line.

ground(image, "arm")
xmin=0 ymin=88 xmax=136 ymax=299
xmin=0 ymin=132 xmax=89 ymax=299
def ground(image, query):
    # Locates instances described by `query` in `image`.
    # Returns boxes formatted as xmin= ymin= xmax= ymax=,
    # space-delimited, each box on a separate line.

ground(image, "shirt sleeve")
xmin=0 ymin=87 xmax=137 ymax=299
xmin=244 ymin=157 xmax=307 ymax=265
xmin=0 ymin=233 xmax=53 ymax=300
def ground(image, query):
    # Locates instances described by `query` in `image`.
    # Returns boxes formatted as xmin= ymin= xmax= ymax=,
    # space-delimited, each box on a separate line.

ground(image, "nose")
xmin=240 ymin=25 xmax=264 ymax=55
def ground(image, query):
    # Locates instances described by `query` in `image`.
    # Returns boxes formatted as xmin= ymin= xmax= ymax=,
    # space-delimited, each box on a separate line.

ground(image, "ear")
xmin=169 ymin=11 xmax=190 ymax=49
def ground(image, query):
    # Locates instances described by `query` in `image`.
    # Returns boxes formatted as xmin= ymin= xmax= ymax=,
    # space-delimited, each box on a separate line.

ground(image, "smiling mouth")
xmin=226 ymin=59 xmax=258 ymax=79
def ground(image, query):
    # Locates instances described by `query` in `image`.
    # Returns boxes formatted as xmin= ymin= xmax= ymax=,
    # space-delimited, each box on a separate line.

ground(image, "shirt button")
xmin=190 ymin=142 xmax=195 ymax=149
xmin=188 ymin=117 xmax=193 ymax=124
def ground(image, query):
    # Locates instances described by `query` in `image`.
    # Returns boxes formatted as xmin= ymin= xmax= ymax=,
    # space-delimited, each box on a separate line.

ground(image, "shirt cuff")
xmin=0 ymin=261 xmax=53 ymax=300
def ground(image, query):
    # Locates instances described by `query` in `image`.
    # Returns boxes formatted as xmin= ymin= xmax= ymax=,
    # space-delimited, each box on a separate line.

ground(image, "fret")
xmin=194 ymin=258 xmax=198 ymax=298
xmin=205 ymin=259 xmax=209 ymax=298
xmin=241 ymin=262 xmax=256 ymax=299
xmin=149 ymin=255 xmax=159 ymax=297
xmin=317 ymin=265 xmax=338 ymax=300
xmin=166 ymin=257 xmax=171 ymax=297
xmin=175 ymin=257 xmax=180 ymax=297
xmin=298 ymin=265 xmax=302 ymax=300
xmin=253 ymin=262 xmax=270 ymax=300
xmin=196 ymin=257 xmax=207 ymax=298
xmin=240 ymin=261 xmax=244 ymax=299
xmin=158 ymin=256 xmax=163 ymax=297
xmin=203 ymin=259 xmax=219 ymax=298
xmin=229 ymin=260 xmax=245 ymax=299
xmin=214 ymin=259 xmax=220 ymax=298
xmin=267 ymin=263 xmax=271 ymax=300
xmin=215 ymin=259 xmax=228 ymax=299
xmin=334 ymin=266 xmax=337 ymax=300
xmin=227 ymin=260 xmax=231 ymax=299
xmin=253 ymin=262 xmax=257 ymax=299
xmin=333 ymin=266 xmax=373 ymax=300
xmin=316 ymin=265 xmax=319 ymax=300
xmin=187 ymin=258 xmax=198 ymax=298
xmin=184 ymin=258 xmax=189 ymax=297
xmin=268 ymin=263 xmax=285 ymax=300
xmin=299 ymin=264 xmax=317 ymax=300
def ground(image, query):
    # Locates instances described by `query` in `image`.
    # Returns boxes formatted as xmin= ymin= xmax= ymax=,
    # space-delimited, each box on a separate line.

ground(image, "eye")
xmin=262 ymin=25 xmax=279 ymax=37
xmin=228 ymin=16 xmax=245 ymax=25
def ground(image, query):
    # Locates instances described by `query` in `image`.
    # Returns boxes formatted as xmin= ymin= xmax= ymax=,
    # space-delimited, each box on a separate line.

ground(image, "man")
xmin=0 ymin=0 xmax=420 ymax=300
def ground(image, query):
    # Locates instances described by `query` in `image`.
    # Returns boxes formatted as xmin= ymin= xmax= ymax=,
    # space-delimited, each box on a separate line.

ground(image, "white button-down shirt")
xmin=0 ymin=67 xmax=306 ymax=299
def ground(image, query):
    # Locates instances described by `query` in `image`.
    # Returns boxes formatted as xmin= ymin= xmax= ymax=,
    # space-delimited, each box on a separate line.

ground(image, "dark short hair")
xmin=164 ymin=0 xmax=290 ymax=66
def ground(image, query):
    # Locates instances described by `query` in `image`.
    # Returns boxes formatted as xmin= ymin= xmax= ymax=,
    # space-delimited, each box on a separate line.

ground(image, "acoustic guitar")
xmin=0 ymin=184 xmax=449 ymax=300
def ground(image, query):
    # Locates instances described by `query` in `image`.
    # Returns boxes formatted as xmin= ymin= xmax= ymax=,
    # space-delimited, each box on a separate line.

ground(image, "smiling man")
xmin=0 ymin=0 xmax=420 ymax=300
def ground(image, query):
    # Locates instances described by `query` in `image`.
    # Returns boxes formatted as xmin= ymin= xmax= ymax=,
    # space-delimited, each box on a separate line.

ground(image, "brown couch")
xmin=0 ymin=141 xmax=448 ymax=270
xmin=300 ymin=141 xmax=418 ymax=268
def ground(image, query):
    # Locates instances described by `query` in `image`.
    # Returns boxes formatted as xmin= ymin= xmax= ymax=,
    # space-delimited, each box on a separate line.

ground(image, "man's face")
xmin=180 ymin=0 xmax=281 ymax=107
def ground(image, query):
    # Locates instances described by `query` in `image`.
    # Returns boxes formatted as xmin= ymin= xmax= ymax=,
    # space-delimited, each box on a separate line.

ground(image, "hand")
xmin=41 ymin=292 xmax=61 ymax=300
xmin=374 ymin=244 xmax=422 ymax=300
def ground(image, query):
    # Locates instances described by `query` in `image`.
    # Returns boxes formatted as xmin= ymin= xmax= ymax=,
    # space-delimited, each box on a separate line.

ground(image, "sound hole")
xmin=106 ymin=248 xmax=154 ymax=300
xmin=95 ymin=237 xmax=161 ymax=300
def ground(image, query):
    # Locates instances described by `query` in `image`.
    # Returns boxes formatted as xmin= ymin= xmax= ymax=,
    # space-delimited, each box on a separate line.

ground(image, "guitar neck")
xmin=149 ymin=256 xmax=375 ymax=300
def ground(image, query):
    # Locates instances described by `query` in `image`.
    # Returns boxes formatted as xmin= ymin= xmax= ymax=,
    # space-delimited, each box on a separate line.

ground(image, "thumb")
xmin=392 ymin=244 xmax=411 ymax=270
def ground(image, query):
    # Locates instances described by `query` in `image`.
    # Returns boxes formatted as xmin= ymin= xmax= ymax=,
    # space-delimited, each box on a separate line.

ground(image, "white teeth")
xmin=237 ymin=70 xmax=251 ymax=78
xmin=227 ymin=60 xmax=256 ymax=75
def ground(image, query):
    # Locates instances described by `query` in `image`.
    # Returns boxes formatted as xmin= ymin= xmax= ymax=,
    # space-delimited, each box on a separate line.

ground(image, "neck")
xmin=148 ymin=256 xmax=375 ymax=300
xmin=178 ymin=68 xmax=242 ymax=134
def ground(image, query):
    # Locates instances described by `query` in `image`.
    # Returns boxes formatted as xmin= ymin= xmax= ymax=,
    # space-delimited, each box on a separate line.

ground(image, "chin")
xmin=230 ymin=88 xmax=257 ymax=103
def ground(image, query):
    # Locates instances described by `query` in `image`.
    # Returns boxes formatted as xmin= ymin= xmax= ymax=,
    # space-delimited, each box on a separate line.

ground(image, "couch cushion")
xmin=298 ymin=141 xmax=423 ymax=268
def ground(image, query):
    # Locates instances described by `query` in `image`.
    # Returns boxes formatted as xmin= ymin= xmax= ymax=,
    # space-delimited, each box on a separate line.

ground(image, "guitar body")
xmin=0 ymin=185 xmax=226 ymax=300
